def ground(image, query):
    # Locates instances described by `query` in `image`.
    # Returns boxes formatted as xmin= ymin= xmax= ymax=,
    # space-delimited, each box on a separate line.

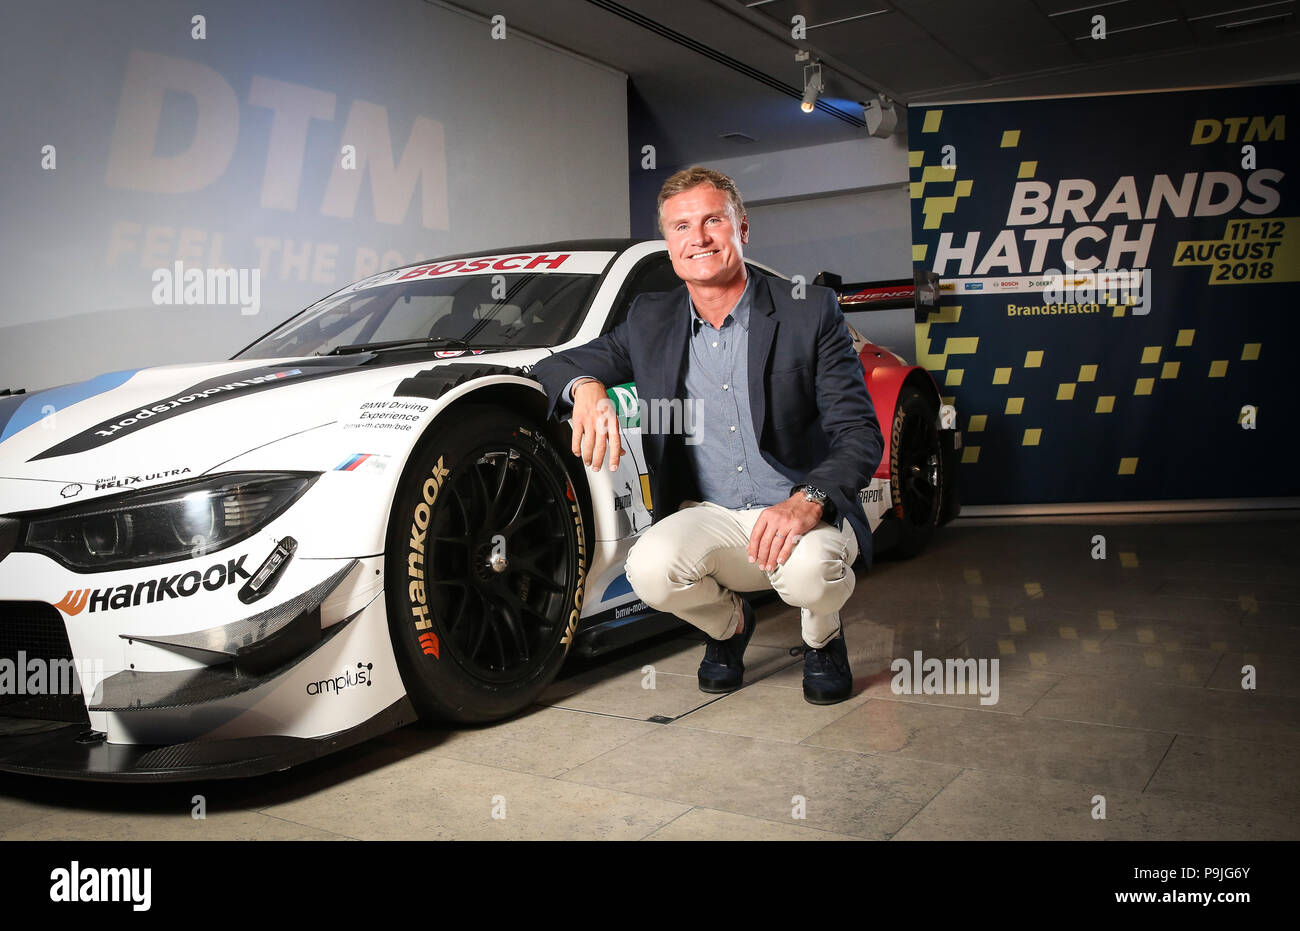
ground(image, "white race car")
xmin=0 ymin=240 xmax=957 ymax=780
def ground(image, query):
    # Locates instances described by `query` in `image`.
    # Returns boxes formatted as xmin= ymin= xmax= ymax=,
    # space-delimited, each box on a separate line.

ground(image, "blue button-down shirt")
xmin=682 ymin=274 xmax=796 ymax=509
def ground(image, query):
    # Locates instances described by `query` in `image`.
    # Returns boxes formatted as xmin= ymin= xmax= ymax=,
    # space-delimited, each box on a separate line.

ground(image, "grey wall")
xmin=701 ymin=134 xmax=915 ymax=359
xmin=706 ymin=133 xmax=912 ymax=283
xmin=0 ymin=0 xmax=629 ymax=390
xmin=744 ymin=189 xmax=911 ymax=284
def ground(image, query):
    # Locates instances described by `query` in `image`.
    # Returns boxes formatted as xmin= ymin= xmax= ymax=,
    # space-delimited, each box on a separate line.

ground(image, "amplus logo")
xmin=305 ymin=662 xmax=374 ymax=696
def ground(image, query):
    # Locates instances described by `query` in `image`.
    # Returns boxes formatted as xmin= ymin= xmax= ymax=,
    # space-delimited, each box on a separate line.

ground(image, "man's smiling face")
xmin=660 ymin=183 xmax=749 ymax=290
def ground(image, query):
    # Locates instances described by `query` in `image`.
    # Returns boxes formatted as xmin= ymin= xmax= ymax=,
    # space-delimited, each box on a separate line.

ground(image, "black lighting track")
xmin=584 ymin=0 xmax=866 ymax=127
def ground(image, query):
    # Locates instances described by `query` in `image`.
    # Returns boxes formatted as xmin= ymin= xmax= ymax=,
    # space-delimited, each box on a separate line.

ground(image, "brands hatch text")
xmin=0 ymin=239 xmax=958 ymax=780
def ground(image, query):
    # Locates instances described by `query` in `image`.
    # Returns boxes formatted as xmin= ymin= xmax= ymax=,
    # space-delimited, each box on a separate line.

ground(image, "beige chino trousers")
xmin=624 ymin=500 xmax=859 ymax=648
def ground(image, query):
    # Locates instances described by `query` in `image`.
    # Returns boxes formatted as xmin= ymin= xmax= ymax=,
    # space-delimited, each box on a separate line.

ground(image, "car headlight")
xmin=21 ymin=472 xmax=318 ymax=572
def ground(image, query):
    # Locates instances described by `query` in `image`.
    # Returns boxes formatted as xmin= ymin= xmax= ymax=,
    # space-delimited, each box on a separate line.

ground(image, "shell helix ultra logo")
xmin=305 ymin=662 xmax=373 ymax=696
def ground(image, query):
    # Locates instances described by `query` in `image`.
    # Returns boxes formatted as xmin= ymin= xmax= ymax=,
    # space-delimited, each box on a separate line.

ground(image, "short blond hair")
xmin=656 ymin=167 xmax=746 ymax=234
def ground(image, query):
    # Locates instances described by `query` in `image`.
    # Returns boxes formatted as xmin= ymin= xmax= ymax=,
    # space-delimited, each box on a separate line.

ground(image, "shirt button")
xmin=712 ymin=341 xmax=718 ymax=348
xmin=730 ymin=425 xmax=736 ymax=432
xmin=736 ymin=466 xmax=744 ymax=472
xmin=722 ymin=384 xmax=729 ymax=391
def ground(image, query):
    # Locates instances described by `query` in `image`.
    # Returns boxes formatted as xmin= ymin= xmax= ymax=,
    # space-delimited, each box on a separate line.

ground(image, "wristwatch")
xmin=792 ymin=484 xmax=834 ymax=522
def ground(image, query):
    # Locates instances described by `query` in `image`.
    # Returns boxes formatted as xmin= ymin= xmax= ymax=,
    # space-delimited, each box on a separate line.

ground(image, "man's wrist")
xmin=791 ymin=484 xmax=835 ymax=523
xmin=568 ymin=377 xmax=602 ymax=403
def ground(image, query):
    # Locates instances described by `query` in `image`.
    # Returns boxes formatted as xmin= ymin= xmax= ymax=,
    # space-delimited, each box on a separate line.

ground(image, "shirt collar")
xmin=689 ymin=271 xmax=754 ymax=333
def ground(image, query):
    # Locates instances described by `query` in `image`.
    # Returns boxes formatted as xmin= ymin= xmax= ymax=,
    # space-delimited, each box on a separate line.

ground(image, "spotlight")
xmin=863 ymin=94 xmax=899 ymax=137
xmin=801 ymin=63 xmax=823 ymax=113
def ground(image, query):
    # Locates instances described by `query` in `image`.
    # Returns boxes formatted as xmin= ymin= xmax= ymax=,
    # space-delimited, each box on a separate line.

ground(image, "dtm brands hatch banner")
xmin=908 ymin=84 xmax=1298 ymax=505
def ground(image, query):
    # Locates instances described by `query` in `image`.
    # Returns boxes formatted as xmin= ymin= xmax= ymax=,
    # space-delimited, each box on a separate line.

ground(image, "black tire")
xmin=385 ymin=404 xmax=587 ymax=724
xmin=889 ymin=386 xmax=943 ymax=558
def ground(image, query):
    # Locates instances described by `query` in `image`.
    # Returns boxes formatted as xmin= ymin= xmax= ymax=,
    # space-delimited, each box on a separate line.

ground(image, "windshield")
xmin=237 ymin=272 xmax=598 ymax=359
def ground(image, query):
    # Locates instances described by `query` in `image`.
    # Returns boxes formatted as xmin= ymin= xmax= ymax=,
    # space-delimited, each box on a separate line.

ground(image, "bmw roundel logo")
xmin=351 ymin=269 xmax=401 ymax=291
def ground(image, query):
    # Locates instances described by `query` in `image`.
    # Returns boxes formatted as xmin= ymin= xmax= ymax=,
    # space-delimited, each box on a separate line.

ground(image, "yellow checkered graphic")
xmin=1024 ymin=350 xmax=1043 ymax=367
xmin=944 ymin=337 xmax=979 ymax=355
xmin=1023 ymin=428 xmax=1042 ymax=446
xmin=1209 ymin=360 xmax=1228 ymax=377
xmin=1000 ymin=130 xmax=1021 ymax=147
xmin=992 ymin=367 xmax=1011 ymax=385
xmin=912 ymin=244 xmax=928 ymax=262
xmin=1161 ymin=361 xmax=1180 ymax=379
xmin=961 ymin=445 xmax=980 ymax=463
xmin=1118 ymin=457 xmax=1139 ymax=475
xmin=1057 ymin=383 xmax=1076 ymax=400
xmin=968 ymin=415 xmax=986 ymax=432
xmin=921 ymin=192 xmax=970 ymax=230
xmin=913 ymin=145 xmax=974 ymax=229
xmin=945 ymin=369 xmax=964 ymax=386
xmin=1005 ymin=397 xmax=1024 ymax=414
xmin=1078 ymin=364 xmax=1097 ymax=382
xmin=1140 ymin=346 xmax=1161 ymax=364
xmin=908 ymin=150 xmax=925 ymax=168
xmin=1135 ymin=378 xmax=1154 ymax=395
xmin=1176 ymin=329 xmax=1195 ymax=347
xmin=922 ymin=110 xmax=943 ymax=133
xmin=1095 ymin=395 xmax=1115 ymax=413
xmin=1242 ymin=343 xmax=1261 ymax=361
xmin=914 ymin=305 xmax=963 ymax=371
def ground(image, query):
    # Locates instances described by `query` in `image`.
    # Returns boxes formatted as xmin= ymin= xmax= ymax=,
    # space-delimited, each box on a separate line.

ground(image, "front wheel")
xmin=889 ymin=386 xmax=943 ymax=558
xmin=385 ymin=405 xmax=586 ymax=724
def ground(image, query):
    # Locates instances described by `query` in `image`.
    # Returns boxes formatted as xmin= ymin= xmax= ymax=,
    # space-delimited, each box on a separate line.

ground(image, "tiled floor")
xmin=1 ymin=513 xmax=1297 ymax=840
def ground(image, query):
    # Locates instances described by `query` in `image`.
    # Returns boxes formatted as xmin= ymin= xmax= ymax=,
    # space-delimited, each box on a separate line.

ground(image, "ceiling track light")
xmin=863 ymin=94 xmax=899 ymax=137
xmin=801 ymin=62 xmax=824 ymax=113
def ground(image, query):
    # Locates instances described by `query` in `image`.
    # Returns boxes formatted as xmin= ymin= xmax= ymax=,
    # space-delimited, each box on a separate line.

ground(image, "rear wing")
xmin=814 ymin=270 xmax=940 ymax=313
xmin=814 ymin=270 xmax=941 ymax=362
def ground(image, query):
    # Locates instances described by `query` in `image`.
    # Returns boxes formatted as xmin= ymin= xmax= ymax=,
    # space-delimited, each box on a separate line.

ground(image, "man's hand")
xmin=748 ymin=493 xmax=824 ymax=571
xmin=571 ymin=379 xmax=622 ymax=472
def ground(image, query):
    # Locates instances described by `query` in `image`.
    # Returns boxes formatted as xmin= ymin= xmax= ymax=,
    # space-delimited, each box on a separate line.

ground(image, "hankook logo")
xmin=54 ymin=555 xmax=251 ymax=616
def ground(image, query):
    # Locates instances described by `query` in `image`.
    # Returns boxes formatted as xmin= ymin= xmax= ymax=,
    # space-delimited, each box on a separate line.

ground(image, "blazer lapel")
xmin=641 ymin=287 xmax=690 ymax=402
xmin=747 ymin=275 xmax=777 ymax=440
xmin=635 ymin=289 xmax=690 ymax=468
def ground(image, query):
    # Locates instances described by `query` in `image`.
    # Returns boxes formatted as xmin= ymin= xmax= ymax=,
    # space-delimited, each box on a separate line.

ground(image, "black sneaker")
xmin=698 ymin=599 xmax=756 ymax=693
xmin=802 ymin=633 xmax=853 ymax=704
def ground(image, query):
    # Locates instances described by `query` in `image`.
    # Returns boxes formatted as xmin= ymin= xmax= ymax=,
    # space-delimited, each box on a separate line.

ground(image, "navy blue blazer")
xmin=532 ymin=273 xmax=884 ymax=565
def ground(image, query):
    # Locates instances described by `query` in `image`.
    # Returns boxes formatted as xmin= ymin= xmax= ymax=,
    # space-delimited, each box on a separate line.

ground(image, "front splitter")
xmin=0 ymin=697 xmax=416 ymax=782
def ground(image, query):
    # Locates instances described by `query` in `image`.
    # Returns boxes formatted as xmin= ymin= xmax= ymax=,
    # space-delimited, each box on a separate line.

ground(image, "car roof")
xmin=390 ymin=239 xmax=653 ymax=274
